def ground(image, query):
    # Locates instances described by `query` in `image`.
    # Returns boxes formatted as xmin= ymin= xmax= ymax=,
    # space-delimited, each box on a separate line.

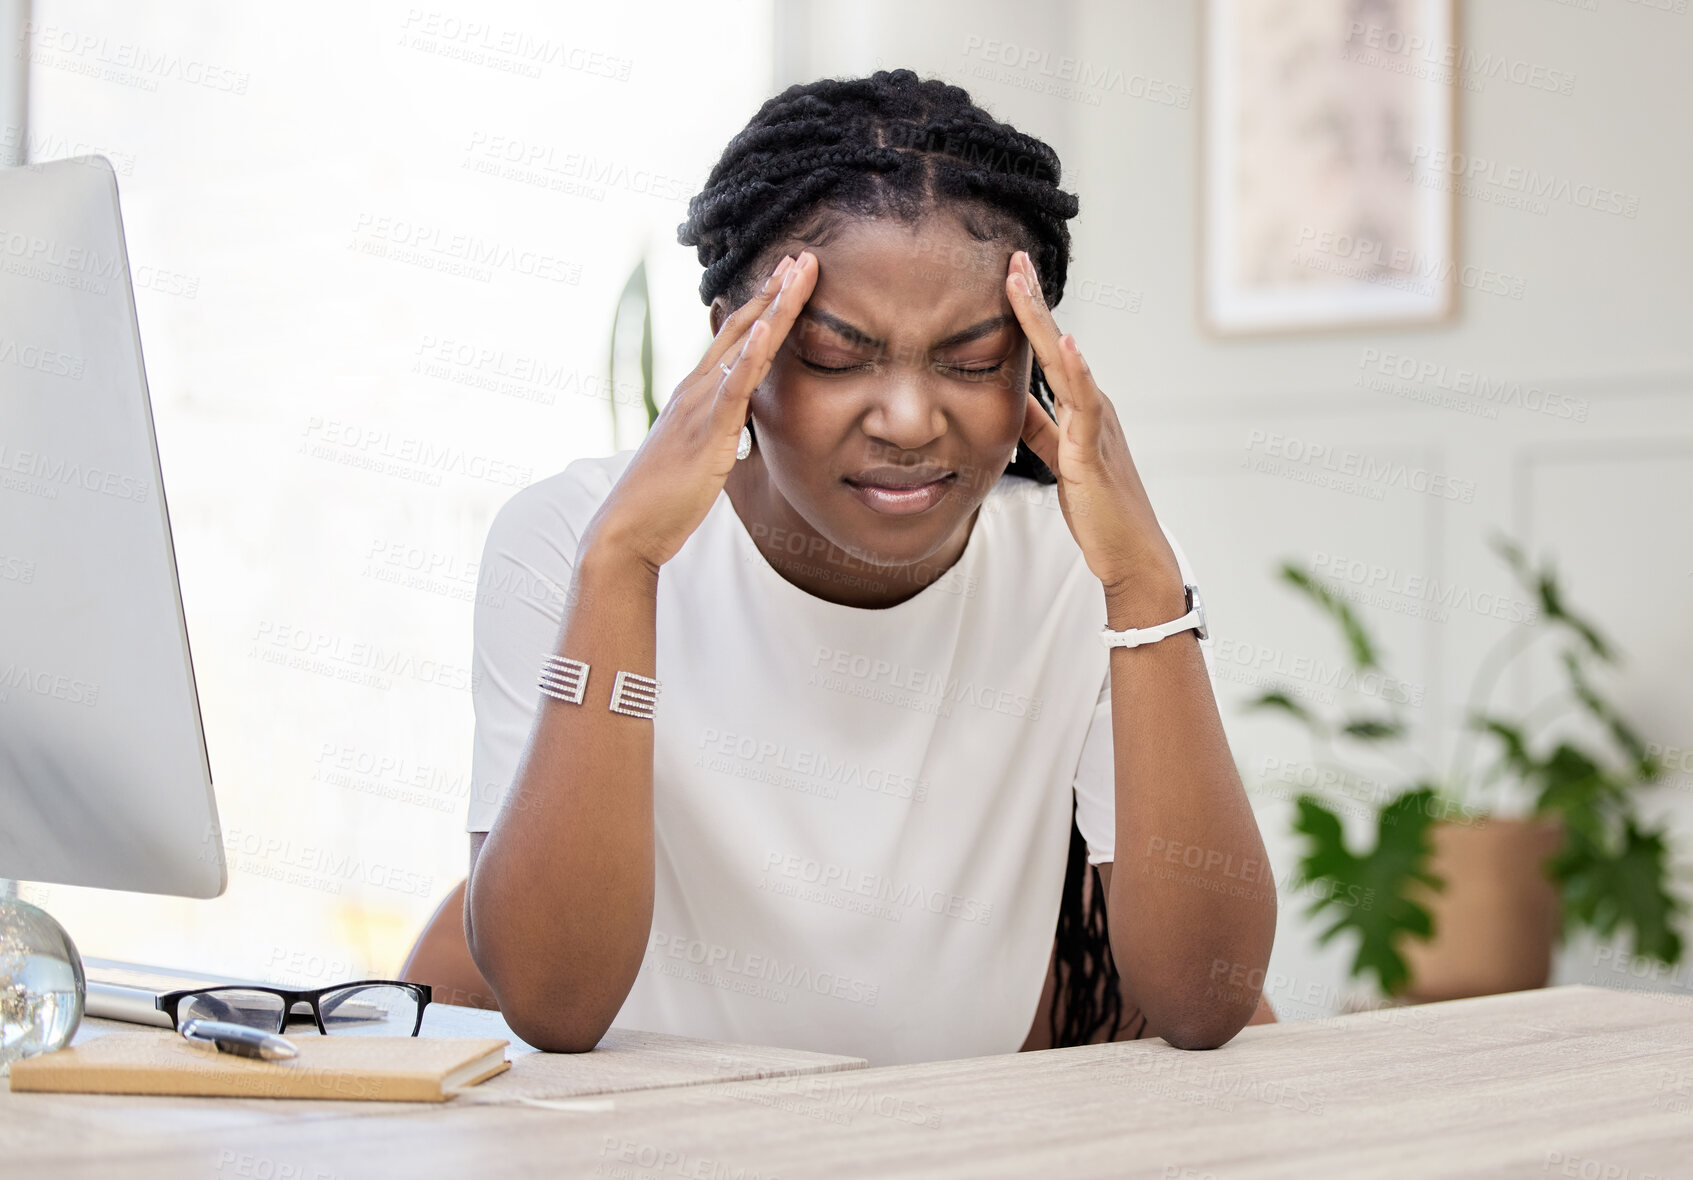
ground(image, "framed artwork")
xmin=1200 ymin=0 xmax=1457 ymax=335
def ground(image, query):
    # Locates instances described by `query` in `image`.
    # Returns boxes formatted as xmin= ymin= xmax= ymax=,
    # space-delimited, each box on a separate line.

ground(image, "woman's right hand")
xmin=582 ymin=250 xmax=818 ymax=574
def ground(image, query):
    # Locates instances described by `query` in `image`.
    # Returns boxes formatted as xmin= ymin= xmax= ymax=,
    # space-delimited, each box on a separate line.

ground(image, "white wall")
xmin=781 ymin=0 xmax=1693 ymax=1014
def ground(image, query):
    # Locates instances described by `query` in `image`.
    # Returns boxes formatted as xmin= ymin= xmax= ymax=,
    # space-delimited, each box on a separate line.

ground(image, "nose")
xmin=859 ymin=364 xmax=947 ymax=454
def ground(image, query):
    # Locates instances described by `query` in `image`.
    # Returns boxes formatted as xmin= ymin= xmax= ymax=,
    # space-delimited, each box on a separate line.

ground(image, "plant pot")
xmin=1400 ymin=815 xmax=1564 ymax=1004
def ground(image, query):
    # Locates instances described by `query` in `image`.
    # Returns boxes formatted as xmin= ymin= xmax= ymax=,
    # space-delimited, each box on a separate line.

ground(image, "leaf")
xmin=1470 ymin=715 xmax=1534 ymax=777
xmin=1493 ymin=533 xmax=1613 ymax=659
xmin=1290 ymin=789 xmax=1444 ymax=996
xmin=1540 ymin=576 xmax=1613 ymax=662
xmin=1560 ymin=651 xmax=1657 ymax=779
xmin=1549 ymin=817 xmax=1687 ymax=965
xmin=639 ymin=262 xmax=657 ymax=430
xmin=608 ymin=259 xmax=656 ymax=443
xmin=1341 ymin=717 xmax=1404 ymax=742
xmin=1279 ymin=564 xmax=1379 ymax=670
xmin=1490 ymin=533 xmax=1530 ymax=578
xmin=1533 ymin=742 xmax=1622 ymax=825
xmin=1246 ymin=690 xmax=1323 ymax=732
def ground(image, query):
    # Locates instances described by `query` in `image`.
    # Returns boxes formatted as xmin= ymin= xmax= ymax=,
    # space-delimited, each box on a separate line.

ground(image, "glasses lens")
xmin=177 ymin=989 xmax=287 ymax=1032
xmin=316 ymin=984 xmax=421 ymax=1036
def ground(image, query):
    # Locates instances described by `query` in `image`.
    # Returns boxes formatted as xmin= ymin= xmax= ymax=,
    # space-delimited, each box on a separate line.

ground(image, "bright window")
xmin=22 ymin=0 xmax=774 ymax=986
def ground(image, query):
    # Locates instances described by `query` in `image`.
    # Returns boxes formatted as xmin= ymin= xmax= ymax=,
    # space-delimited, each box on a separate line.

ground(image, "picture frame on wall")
xmin=1200 ymin=0 xmax=1458 ymax=336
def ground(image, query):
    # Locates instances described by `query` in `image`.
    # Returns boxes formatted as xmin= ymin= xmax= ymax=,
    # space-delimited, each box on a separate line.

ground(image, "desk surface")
xmin=70 ymin=999 xmax=868 ymax=1101
xmin=1 ymin=1000 xmax=865 ymax=1170
xmin=6 ymin=985 xmax=1691 ymax=1179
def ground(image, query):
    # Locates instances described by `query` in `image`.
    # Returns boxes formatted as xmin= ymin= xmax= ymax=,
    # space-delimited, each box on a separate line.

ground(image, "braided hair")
xmin=677 ymin=68 xmax=1135 ymax=1048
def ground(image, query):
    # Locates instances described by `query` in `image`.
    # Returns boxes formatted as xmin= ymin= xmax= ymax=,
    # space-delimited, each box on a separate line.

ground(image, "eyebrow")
xmin=796 ymin=308 xmax=1016 ymax=351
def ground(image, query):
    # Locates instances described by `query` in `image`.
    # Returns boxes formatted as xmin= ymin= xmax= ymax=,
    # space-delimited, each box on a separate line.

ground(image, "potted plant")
xmin=1251 ymin=537 xmax=1685 ymax=1003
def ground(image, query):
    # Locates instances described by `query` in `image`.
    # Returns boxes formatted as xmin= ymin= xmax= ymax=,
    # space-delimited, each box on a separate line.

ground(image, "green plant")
xmin=1464 ymin=538 xmax=1683 ymax=965
xmin=1252 ymin=536 xmax=1685 ymax=997
xmin=607 ymin=258 xmax=659 ymax=444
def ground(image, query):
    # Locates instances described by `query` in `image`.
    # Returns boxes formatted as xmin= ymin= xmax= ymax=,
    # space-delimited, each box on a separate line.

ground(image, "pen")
xmin=180 ymin=1019 xmax=300 ymax=1061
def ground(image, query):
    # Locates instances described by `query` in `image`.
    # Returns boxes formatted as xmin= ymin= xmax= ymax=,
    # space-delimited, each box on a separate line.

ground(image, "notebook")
xmin=9 ymin=1029 xmax=511 ymax=1102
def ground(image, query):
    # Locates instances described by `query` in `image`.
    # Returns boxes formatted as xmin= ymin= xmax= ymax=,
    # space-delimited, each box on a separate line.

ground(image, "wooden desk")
xmin=1 ymin=1000 xmax=865 ymax=1170
xmin=6 ymin=986 xmax=1690 ymax=1178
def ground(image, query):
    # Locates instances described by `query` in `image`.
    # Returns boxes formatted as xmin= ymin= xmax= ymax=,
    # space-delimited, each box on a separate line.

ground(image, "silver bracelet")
xmin=536 ymin=653 xmax=660 ymax=720
xmin=609 ymin=669 xmax=660 ymax=720
xmin=538 ymin=654 xmax=588 ymax=704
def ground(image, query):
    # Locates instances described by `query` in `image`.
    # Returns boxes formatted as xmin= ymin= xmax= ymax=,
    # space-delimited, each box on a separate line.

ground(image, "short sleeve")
xmin=465 ymin=462 xmax=608 ymax=832
xmin=1071 ymin=528 xmax=1218 ymax=865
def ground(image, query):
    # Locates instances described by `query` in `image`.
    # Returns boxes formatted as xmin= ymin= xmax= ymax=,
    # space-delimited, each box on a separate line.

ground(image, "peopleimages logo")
xmin=646 ymin=929 xmax=880 ymax=1007
xmin=0 ymin=443 xmax=152 ymax=502
xmin=1342 ymin=20 xmax=1576 ymax=96
xmin=348 ymin=212 xmax=582 ymax=284
xmin=1242 ymin=430 xmax=1477 ymax=505
xmin=959 ymin=35 xmax=1191 ymax=108
xmin=1292 ymin=226 xmax=1527 ymax=300
xmin=762 ymin=852 xmax=994 ymax=925
xmin=0 ymin=336 xmax=84 ymax=380
xmin=397 ymin=10 xmax=634 ymax=81
xmin=24 ymin=21 xmax=253 ymax=94
xmin=698 ymin=727 xmax=931 ymax=802
xmin=1312 ymin=551 xmax=1542 ymax=624
xmin=0 ymin=662 xmax=100 ymax=708
xmin=462 ymin=132 xmax=690 ymax=204
xmin=206 ymin=825 xmax=435 ymax=898
xmin=1409 ymin=147 xmax=1639 ymax=220
xmin=808 ymin=645 xmax=1042 ymax=719
xmin=1212 ymin=635 xmax=1425 ymax=707
xmin=1357 ymin=349 xmax=1590 ymax=423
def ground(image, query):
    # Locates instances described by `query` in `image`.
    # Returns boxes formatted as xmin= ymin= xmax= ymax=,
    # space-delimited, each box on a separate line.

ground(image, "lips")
xmin=841 ymin=471 xmax=956 ymax=516
xmin=844 ymin=465 xmax=955 ymax=490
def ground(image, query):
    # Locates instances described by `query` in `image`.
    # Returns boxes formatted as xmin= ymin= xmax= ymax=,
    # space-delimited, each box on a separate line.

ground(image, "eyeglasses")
xmin=156 ymin=980 xmax=433 ymax=1037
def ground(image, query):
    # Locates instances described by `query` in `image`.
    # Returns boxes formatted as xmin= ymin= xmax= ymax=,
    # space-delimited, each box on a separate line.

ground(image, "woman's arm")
xmin=1020 ymin=865 xmax=1276 ymax=1051
xmin=465 ymin=538 xmax=660 ymax=1051
xmin=1098 ymin=580 xmax=1276 ymax=1049
xmin=1094 ymin=860 xmax=1276 ymax=1042
xmin=1003 ymin=248 xmax=1275 ymax=1051
xmin=465 ymin=252 xmax=811 ymax=1053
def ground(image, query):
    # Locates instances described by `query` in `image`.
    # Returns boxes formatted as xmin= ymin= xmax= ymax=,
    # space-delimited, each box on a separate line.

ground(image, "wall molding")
xmin=1119 ymin=368 xmax=1693 ymax=424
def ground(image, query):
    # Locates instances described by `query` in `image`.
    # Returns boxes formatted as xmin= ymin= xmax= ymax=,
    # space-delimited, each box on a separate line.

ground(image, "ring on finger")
xmin=718 ymin=361 xmax=733 ymax=378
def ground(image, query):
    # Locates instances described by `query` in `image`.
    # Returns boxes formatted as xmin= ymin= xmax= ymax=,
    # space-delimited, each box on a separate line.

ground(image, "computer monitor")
xmin=0 ymin=155 xmax=225 ymax=898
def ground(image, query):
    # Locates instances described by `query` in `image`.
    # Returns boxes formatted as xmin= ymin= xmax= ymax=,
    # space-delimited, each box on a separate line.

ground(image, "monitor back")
xmin=0 ymin=155 xmax=225 ymax=898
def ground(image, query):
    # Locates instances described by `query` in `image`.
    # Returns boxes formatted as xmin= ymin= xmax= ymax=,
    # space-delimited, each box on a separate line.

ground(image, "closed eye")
xmin=798 ymin=359 xmax=1006 ymax=377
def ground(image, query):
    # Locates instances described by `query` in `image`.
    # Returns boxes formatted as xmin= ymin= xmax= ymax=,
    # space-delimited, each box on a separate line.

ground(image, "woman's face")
xmin=712 ymin=212 xmax=1032 ymax=577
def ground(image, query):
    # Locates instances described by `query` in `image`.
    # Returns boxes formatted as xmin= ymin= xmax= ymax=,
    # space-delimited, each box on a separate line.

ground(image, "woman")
xmin=461 ymin=69 xmax=1276 ymax=1065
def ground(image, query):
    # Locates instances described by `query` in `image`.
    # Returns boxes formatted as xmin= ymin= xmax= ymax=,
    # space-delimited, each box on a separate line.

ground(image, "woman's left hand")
xmin=1005 ymin=250 xmax=1181 ymax=604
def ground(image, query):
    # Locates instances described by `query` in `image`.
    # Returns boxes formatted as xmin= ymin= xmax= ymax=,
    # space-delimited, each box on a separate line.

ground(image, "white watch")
xmin=1098 ymin=584 xmax=1208 ymax=649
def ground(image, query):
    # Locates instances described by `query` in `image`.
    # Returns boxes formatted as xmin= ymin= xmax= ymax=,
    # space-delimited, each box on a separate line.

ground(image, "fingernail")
xmin=780 ymin=263 xmax=798 ymax=291
xmin=763 ymin=256 xmax=794 ymax=293
xmin=1009 ymin=272 xmax=1028 ymax=296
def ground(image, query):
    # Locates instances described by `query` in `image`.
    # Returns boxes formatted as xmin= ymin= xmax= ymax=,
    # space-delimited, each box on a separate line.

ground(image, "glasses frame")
xmin=155 ymin=979 xmax=433 ymax=1037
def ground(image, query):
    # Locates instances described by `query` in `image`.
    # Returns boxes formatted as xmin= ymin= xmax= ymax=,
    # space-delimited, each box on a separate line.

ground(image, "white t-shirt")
xmin=465 ymin=449 xmax=1214 ymax=1066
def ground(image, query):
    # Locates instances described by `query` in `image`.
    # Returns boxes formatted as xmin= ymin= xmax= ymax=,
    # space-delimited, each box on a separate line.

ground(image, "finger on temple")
xmin=701 ymin=256 xmax=793 ymax=370
xmin=708 ymin=321 xmax=767 ymax=438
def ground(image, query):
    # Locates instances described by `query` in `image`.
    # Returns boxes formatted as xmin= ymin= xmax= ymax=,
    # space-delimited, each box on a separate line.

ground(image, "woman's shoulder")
xmin=483 ymin=449 xmax=637 ymax=565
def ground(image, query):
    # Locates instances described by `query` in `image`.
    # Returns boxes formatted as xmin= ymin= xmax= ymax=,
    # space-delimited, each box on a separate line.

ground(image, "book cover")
xmin=8 ymin=1030 xmax=511 ymax=1102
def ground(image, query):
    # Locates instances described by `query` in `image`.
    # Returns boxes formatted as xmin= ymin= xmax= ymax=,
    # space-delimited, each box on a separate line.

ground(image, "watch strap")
xmin=1098 ymin=584 xmax=1206 ymax=650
